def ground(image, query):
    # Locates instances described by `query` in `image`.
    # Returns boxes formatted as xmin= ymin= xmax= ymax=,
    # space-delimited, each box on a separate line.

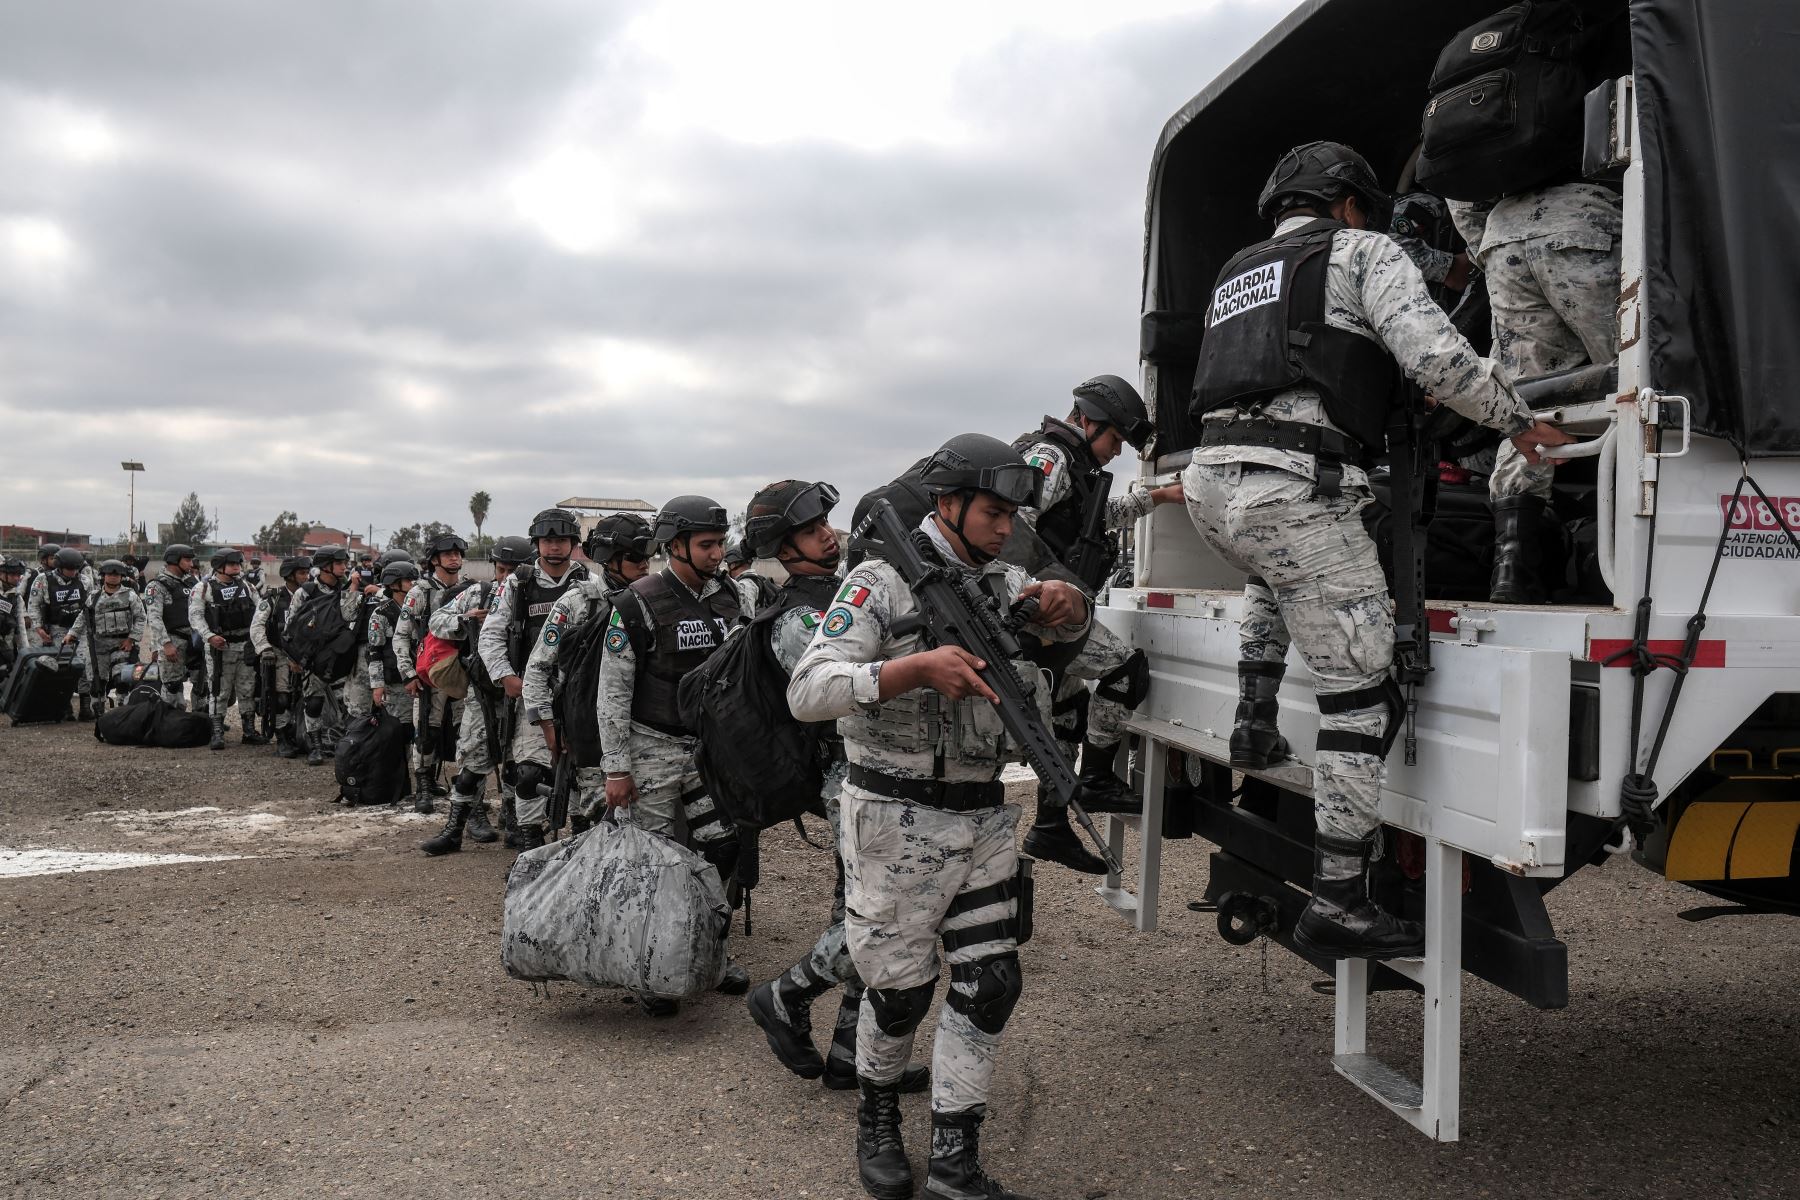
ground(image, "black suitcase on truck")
xmin=3 ymin=645 xmax=82 ymax=724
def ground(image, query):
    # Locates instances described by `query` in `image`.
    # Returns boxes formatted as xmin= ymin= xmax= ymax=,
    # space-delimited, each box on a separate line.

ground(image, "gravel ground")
xmin=2 ymin=718 xmax=1797 ymax=1199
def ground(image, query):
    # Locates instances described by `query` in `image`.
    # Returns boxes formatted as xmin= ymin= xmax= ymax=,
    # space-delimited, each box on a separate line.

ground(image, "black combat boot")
xmin=1229 ymin=661 xmax=1290 ymax=770
xmin=465 ymin=802 xmax=498 ymax=844
xmin=518 ymin=824 xmax=545 ymax=851
xmin=241 ymin=714 xmax=266 ymax=745
xmin=501 ymin=797 xmax=528 ymax=849
xmin=419 ymin=802 xmax=470 ymax=856
xmin=1490 ymin=495 xmax=1548 ymax=604
xmin=748 ymin=970 xmax=833 ymax=1078
xmin=412 ymin=769 xmax=437 ymax=815
xmin=1075 ymin=739 xmax=1139 ymax=813
xmin=856 ymin=1081 xmax=913 ymax=1200
xmin=78 ymin=693 xmax=96 ymax=721
xmin=1021 ymin=786 xmax=1106 ymax=875
xmin=717 ymin=957 xmax=750 ymax=996
xmin=276 ymin=724 xmax=301 ymax=759
xmin=922 ymin=1109 xmax=1029 ymax=1200
xmin=209 ymin=717 xmax=226 ymax=751
xmin=639 ymin=995 xmax=680 ymax=1017
xmin=1293 ymin=830 xmax=1425 ymax=960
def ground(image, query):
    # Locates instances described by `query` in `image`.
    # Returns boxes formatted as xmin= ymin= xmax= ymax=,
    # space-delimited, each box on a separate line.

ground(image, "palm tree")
xmin=469 ymin=490 xmax=491 ymax=542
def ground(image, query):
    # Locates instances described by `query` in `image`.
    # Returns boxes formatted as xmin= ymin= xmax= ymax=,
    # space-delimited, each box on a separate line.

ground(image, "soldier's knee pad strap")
xmin=1094 ymin=648 xmax=1150 ymax=709
xmin=1315 ymin=676 xmax=1405 ymax=758
xmin=867 ymin=979 xmax=937 ymax=1037
xmin=947 ymin=952 xmax=1023 ymax=1035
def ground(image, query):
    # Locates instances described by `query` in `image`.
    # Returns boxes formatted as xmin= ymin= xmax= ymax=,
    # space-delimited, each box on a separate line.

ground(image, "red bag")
xmin=414 ymin=633 xmax=468 ymax=699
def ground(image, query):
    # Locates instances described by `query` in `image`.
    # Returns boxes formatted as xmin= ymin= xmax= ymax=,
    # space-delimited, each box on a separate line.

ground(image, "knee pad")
xmin=453 ymin=767 xmax=485 ymax=794
xmin=946 ymin=952 xmax=1022 ymax=1035
xmin=514 ymin=762 xmax=546 ymax=799
xmin=867 ymin=979 xmax=937 ymax=1038
xmin=1095 ymin=648 xmax=1150 ymax=710
xmin=1315 ymin=676 xmax=1405 ymax=759
xmin=1050 ymin=686 xmax=1089 ymax=742
xmin=304 ymin=695 xmax=325 ymax=718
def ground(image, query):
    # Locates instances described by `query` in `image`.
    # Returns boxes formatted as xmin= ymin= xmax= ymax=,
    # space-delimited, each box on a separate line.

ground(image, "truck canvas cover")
xmin=1140 ymin=0 xmax=1800 ymax=457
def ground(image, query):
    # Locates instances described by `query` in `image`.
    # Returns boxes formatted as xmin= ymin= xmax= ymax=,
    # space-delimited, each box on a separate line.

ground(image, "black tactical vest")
xmin=205 ymin=577 xmax=257 ymax=638
xmin=1189 ymin=218 xmax=1402 ymax=452
xmin=508 ymin=563 xmax=588 ymax=668
xmin=780 ymin=572 xmax=840 ymax=615
xmin=1010 ymin=417 xmax=1109 ymax=569
xmin=46 ymin=575 xmax=86 ymax=628
xmin=374 ymin=597 xmax=404 ymax=684
xmin=157 ymin=572 xmax=196 ymax=635
xmin=620 ymin=569 xmax=742 ymax=736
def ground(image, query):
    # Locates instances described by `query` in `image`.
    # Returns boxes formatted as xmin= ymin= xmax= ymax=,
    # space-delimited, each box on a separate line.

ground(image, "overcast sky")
xmin=0 ymin=0 xmax=1298 ymax=547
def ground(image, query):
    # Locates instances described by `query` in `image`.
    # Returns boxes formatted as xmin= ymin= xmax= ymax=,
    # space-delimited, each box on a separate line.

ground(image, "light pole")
xmin=121 ymin=461 xmax=145 ymax=555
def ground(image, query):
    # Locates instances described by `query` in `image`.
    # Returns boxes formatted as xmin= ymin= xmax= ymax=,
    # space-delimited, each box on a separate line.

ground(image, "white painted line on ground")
xmin=0 ymin=848 xmax=250 ymax=879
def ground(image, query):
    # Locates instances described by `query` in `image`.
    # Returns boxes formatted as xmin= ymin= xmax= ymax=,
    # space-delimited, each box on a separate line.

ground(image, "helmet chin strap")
xmin=942 ymin=491 xmax=996 ymax=566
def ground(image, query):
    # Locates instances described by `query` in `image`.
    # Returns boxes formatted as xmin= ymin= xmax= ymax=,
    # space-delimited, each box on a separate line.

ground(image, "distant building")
xmin=555 ymin=497 xmax=655 ymax=544
xmin=299 ymin=527 xmax=368 ymax=551
xmin=1 ymin=525 xmax=91 ymax=549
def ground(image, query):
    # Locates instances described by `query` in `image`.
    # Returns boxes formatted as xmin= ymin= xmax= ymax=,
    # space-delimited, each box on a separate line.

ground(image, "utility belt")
xmin=847 ymin=763 xmax=1004 ymax=813
xmin=218 ymin=632 xmax=250 ymax=644
xmin=1200 ymin=415 xmax=1363 ymax=498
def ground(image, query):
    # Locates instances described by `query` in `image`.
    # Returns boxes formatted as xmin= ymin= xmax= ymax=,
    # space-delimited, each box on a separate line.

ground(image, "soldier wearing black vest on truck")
xmin=144 ymin=544 xmax=200 ymax=711
xmin=190 ymin=549 xmax=265 ymax=749
xmin=251 ymin=555 xmax=314 ymax=758
xmin=392 ymin=531 xmax=468 ymax=812
xmin=1007 ymin=375 xmax=1184 ymax=874
xmin=1415 ymin=0 xmax=1629 ymax=602
xmin=599 ymin=495 xmax=761 ymax=1013
xmin=1181 ymin=141 xmax=1571 ymax=960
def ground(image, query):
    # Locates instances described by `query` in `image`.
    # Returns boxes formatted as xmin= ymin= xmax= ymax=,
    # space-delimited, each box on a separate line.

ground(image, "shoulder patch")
xmin=1027 ymin=453 xmax=1055 ymax=476
xmin=836 ymin=582 xmax=871 ymax=608
xmin=605 ymin=627 xmax=628 ymax=653
xmin=608 ymin=608 xmax=623 ymax=627
xmin=542 ymin=626 xmax=561 ymax=647
xmin=822 ymin=607 xmax=854 ymax=637
xmin=799 ymin=610 xmax=822 ymax=630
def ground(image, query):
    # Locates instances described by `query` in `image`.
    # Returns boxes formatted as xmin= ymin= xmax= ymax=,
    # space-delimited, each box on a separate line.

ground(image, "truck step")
xmin=1333 ymin=1053 xmax=1424 ymax=1111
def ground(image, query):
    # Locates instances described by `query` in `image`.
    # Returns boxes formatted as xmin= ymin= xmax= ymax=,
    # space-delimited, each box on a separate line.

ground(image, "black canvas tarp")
xmin=1630 ymin=0 xmax=1800 ymax=455
xmin=1142 ymin=0 xmax=1800 ymax=457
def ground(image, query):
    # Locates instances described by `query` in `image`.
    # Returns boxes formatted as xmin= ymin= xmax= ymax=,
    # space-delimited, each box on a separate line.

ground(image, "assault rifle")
xmin=1065 ymin=468 xmax=1118 ymax=596
xmin=258 ymin=651 xmax=279 ymax=736
xmin=860 ymin=499 xmax=1123 ymax=875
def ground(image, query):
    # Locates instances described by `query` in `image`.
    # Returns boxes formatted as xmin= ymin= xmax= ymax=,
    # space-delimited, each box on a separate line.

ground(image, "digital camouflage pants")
xmin=841 ymin=789 xmax=1020 ymax=1115
xmin=1485 ymin=238 xmax=1621 ymax=501
xmin=1184 ymin=461 xmax=1394 ymax=842
xmin=202 ymin=641 xmax=256 ymax=722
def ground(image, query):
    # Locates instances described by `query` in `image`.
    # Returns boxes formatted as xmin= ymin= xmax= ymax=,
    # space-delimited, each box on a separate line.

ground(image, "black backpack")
xmin=94 ymin=685 xmax=162 ymax=745
xmin=283 ymin=584 xmax=358 ymax=681
xmin=334 ymin=708 xmax=412 ymax=805
xmin=1414 ymin=2 xmax=1599 ymax=202
xmin=677 ymin=603 xmax=827 ymax=832
xmin=848 ymin=457 xmax=933 ymax=569
xmin=550 ymin=596 xmax=614 ymax=769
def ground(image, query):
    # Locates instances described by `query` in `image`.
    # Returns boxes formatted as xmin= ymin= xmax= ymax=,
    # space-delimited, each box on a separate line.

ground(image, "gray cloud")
xmin=0 ymin=1 xmax=1290 ymax=545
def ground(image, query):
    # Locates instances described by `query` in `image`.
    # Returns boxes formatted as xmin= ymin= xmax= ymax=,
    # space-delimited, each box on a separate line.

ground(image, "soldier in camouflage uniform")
xmin=0 ymin=557 xmax=25 ymax=677
xmin=474 ymin=510 xmax=591 ymax=850
xmin=67 ymin=560 xmax=145 ymax=712
xmin=190 ymin=549 xmax=265 ymax=749
xmin=417 ymin=538 xmax=526 ymax=854
xmin=1008 ymin=375 xmax=1183 ymax=874
xmin=599 ymin=495 xmax=761 ymax=1013
xmin=250 ymin=556 xmax=314 ymax=758
xmin=31 ymin=547 xmax=98 ymax=718
xmin=788 ymin=435 xmax=1090 ymax=1200
xmin=282 ymin=546 xmax=370 ymax=767
xmin=350 ymin=559 xmax=419 ymax=729
xmin=742 ymin=481 xmax=931 ymax=1096
xmin=1450 ymin=183 xmax=1622 ymax=602
xmin=1184 ymin=142 xmax=1571 ymax=961
xmin=521 ymin=513 xmax=653 ymax=831
xmin=144 ymin=544 xmax=201 ymax=711
xmin=392 ymin=532 xmax=469 ymax=812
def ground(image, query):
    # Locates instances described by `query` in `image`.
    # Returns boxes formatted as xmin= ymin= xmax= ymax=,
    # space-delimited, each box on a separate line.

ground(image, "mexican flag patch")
xmin=799 ymin=610 xmax=823 ymax=630
xmin=1028 ymin=454 xmax=1054 ymax=476
xmin=609 ymin=608 xmax=623 ymax=627
xmin=837 ymin=582 xmax=871 ymax=608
